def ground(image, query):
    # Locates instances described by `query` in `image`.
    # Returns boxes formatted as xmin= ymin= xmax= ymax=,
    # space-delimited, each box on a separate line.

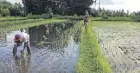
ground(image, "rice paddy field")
xmin=1 ymin=16 xmax=140 ymax=73
xmin=76 ymin=20 xmax=112 ymax=73
xmin=0 ymin=17 xmax=67 ymax=32
xmin=92 ymin=21 xmax=140 ymax=73
xmin=0 ymin=17 xmax=81 ymax=73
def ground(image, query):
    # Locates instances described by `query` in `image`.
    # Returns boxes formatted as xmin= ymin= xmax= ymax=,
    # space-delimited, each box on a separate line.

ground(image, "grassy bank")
xmin=0 ymin=18 xmax=67 ymax=32
xmin=0 ymin=17 xmax=28 ymax=22
xmin=92 ymin=17 xmax=131 ymax=21
xmin=0 ymin=19 xmax=45 ymax=27
xmin=76 ymin=20 xmax=112 ymax=73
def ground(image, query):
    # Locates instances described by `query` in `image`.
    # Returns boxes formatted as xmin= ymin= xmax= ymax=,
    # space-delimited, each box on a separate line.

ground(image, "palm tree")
xmin=93 ymin=0 xmax=100 ymax=9
xmin=99 ymin=0 xmax=100 ymax=8
xmin=93 ymin=0 xmax=96 ymax=8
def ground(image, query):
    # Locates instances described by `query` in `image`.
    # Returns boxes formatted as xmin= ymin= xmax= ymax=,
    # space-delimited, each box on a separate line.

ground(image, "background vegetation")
xmin=0 ymin=0 xmax=139 ymax=21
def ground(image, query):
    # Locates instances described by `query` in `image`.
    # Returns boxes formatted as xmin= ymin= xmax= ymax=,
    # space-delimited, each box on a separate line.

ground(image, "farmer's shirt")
xmin=20 ymin=32 xmax=29 ymax=43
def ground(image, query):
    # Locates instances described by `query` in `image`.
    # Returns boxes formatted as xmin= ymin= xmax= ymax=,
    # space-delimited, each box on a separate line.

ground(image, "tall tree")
xmin=69 ymin=0 xmax=93 ymax=15
xmin=10 ymin=3 xmax=25 ymax=16
xmin=22 ymin=0 xmax=94 ymax=15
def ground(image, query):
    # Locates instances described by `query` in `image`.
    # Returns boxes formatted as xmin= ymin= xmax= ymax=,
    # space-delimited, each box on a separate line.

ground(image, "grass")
xmin=0 ymin=17 xmax=28 ymax=22
xmin=0 ymin=18 xmax=67 ymax=32
xmin=90 ymin=20 xmax=140 ymax=29
xmin=76 ymin=19 xmax=112 ymax=73
xmin=54 ymin=15 xmax=83 ymax=20
xmin=0 ymin=19 xmax=45 ymax=27
xmin=91 ymin=17 xmax=131 ymax=21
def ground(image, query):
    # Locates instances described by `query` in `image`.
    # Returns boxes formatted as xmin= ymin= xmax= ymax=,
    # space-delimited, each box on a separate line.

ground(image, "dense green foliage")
xmin=76 ymin=20 xmax=112 ymax=73
xmin=0 ymin=0 xmax=25 ymax=16
xmin=92 ymin=17 xmax=131 ymax=21
xmin=90 ymin=8 xmax=140 ymax=21
xmin=22 ymin=0 xmax=93 ymax=15
xmin=90 ymin=8 xmax=129 ymax=17
xmin=0 ymin=0 xmax=140 ymax=22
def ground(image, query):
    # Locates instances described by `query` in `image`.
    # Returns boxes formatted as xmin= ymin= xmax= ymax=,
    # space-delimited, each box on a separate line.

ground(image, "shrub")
xmin=40 ymin=13 xmax=53 ymax=19
xmin=0 ymin=8 xmax=10 ymax=16
xmin=134 ymin=15 xmax=140 ymax=22
xmin=73 ymin=14 xmax=78 ymax=17
xmin=129 ymin=13 xmax=137 ymax=19
xmin=53 ymin=14 xmax=61 ymax=18
xmin=102 ymin=14 xmax=109 ymax=19
xmin=0 ymin=14 xmax=2 ymax=17
xmin=92 ymin=17 xmax=131 ymax=21
xmin=27 ymin=13 xmax=40 ymax=19
xmin=40 ymin=8 xmax=54 ymax=19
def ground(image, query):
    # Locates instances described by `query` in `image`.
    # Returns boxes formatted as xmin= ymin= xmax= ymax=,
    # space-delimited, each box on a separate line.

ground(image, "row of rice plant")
xmin=0 ymin=18 xmax=67 ymax=33
xmin=54 ymin=15 xmax=83 ymax=20
xmin=0 ymin=17 xmax=28 ymax=22
xmin=0 ymin=19 xmax=46 ymax=27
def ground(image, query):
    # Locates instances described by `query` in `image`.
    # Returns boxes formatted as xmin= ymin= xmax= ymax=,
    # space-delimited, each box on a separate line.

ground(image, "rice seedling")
xmin=10 ymin=65 xmax=14 ymax=72
xmin=4 ymin=69 xmax=6 ymax=73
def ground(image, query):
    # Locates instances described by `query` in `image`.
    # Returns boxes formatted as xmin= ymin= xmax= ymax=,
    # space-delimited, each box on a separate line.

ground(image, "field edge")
xmin=76 ymin=19 xmax=112 ymax=73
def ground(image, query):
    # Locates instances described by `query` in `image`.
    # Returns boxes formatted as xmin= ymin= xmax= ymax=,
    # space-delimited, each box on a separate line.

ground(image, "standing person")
xmin=13 ymin=28 xmax=31 ymax=57
xmin=84 ymin=10 xmax=89 ymax=33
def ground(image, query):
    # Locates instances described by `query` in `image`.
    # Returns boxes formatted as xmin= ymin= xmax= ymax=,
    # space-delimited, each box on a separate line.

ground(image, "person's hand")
xmin=20 ymin=50 xmax=23 ymax=53
xmin=21 ymin=50 xmax=27 ymax=57
xmin=20 ymin=49 xmax=24 ymax=54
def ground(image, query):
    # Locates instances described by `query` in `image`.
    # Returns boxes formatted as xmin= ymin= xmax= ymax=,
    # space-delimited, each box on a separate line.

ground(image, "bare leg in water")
xmin=13 ymin=44 xmax=17 ymax=56
xmin=26 ymin=41 xmax=31 ymax=54
xmin=22 ymin=41 xmax=31 ymax=54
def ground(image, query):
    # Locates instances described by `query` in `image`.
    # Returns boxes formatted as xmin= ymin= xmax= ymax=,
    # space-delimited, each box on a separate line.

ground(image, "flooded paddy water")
xmin=0 ymin=22 xmax=80 ymax=73
xmin=94 ymin=23 xmax=140 ymax=73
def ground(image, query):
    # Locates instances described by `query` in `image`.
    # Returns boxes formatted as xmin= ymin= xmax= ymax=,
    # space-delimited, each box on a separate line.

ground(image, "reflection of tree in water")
xmin=29 ymin=21 xmax=81 ymax=49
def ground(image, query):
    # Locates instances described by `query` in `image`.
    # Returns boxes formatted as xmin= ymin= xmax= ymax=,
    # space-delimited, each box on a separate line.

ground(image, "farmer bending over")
xmin=13 ymin=28 xmax=31 ymax=57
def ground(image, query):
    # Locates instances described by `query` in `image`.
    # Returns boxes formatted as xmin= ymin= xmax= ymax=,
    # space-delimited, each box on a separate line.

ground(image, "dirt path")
xmin=93 ymin=24 xmax=140 ymax=73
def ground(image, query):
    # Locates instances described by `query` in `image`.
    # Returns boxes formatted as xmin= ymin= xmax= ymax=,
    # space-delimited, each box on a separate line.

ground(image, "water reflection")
xmin=0 ymin=22 xmax=80 ymax=73
xmin=14 ymin=56 xmax=31 ymax=73
xmin=0 ymin=32 xmax=7 ymax=47
xmin=29 ymin=23 xmax=77 ymax=49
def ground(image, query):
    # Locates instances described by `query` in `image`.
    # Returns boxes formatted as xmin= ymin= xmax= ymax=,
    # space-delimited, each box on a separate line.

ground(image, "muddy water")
xmin=94 ymin=24 xmax=140 ymax=73
xmin=0 ymin=23 xmax=80 ymax=73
